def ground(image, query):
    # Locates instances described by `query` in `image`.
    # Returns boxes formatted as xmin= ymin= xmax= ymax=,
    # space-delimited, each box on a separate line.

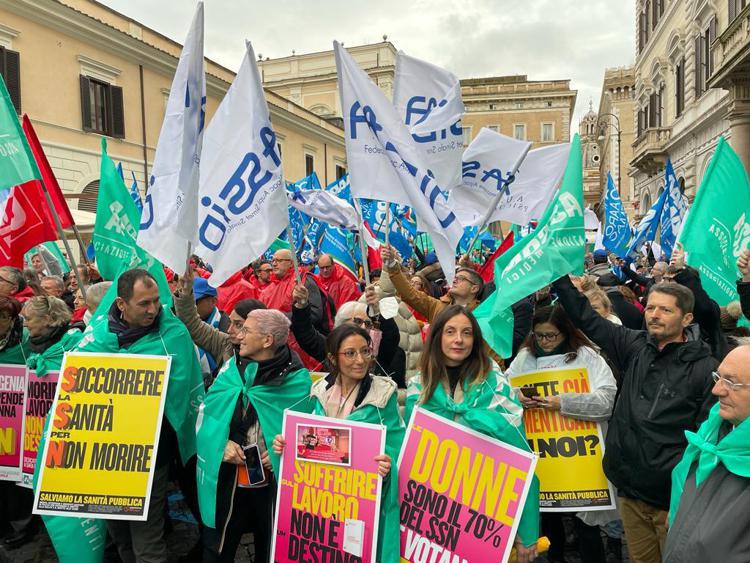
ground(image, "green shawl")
xmin=405 ymin=367 xmax=540 ymax=548
xmin=28 ymin=330 xmax=106 ymax=563
xmin=26 ymin=329 xmax=82 ymax=377
xmin=669 ymin=403 xmax=750 ymax=525
xmin=75 ymin=309 xmax=204 ymax=464
xmin=311 ymin=380 xmax=405 ymax=563
xmin=0 ymin=324 xmax=29 ymax=365
xmin=196 ymin=356 xmax=313 ymax=528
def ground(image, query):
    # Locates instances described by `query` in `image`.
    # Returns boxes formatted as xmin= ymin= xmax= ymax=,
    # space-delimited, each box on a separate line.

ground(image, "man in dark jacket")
xmin=553 ymin=276 xmax=716 ymax=563
xmin=739 ymin=249 xmax=750 ymax=319
xmin=664 ymin=344 xmax=750 ymax=563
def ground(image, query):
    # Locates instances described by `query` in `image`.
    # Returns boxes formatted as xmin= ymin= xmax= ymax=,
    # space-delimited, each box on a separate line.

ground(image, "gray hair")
xmin=41 ymin=275 xmax=65 ymax=292
xmin=247 ymin=309 xmax=291 ymax=348
xmin=584 ymin=288 xmax=612 ymax=314
xmin=334 ymin=301 xmax=368 ymax=328
xmin=23 ymin=296 xmax=71 ymax=327
xmin=0 ymin=267 xmax=24 ymax=291
xmin=85 ymin=281 xmax=112 ymax=312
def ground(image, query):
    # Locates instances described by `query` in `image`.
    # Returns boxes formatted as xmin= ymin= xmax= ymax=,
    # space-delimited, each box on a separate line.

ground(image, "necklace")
xmin=335 ymin=378 xmax=359 ymax=418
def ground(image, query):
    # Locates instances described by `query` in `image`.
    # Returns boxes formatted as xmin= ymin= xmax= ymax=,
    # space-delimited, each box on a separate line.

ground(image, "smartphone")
xmin=242 ymin=443 xmax=265 ymax=486
xmin=520 ymin=385 xmax=539 ymax=399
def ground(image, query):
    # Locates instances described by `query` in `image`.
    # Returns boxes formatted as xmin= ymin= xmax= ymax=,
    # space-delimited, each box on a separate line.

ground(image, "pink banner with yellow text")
xmin=0 ymin=364 xmax=27 ymax=481
xmin=21 ymin=370 xmax=58 ymax=487
xmin=398 ymin=408 xmax=537 ymax=563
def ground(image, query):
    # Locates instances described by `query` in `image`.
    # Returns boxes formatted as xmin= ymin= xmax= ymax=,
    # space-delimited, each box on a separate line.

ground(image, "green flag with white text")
xmin=679 ymin=137 xmax=750 ymax=306
xmin=0 ymin=75 xmax=40 ymax=193
xmin=474 ymin=134 xmax=585 ymax=358
xmin=92 ymin=138 xmax=171 ymax=306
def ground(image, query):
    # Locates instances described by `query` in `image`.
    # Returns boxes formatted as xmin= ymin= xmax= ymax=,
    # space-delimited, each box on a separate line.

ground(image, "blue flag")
xmin=658 ymin=160 xmax=688 ymax=260
xmin=129 ymin=171 xmax=143 ymax=212
xmin=320 ymin=226 xmax=358 ymax=278
xmin=625 ymin=187 xmax=668 ymax=262
xmin=360 ymin=199 xmax=414 ymax=260
xmin=603 ymin=172 xmax=630 ymax=257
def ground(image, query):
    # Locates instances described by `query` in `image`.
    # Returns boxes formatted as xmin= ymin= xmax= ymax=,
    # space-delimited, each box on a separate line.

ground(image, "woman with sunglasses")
xmin=505 ymin=305 xmax=618 ymax=563
xmin=273 ymin=323 xmax=404 ymax=563
xmin=404 ymin=305 xmax=540 ymax=563
xmin=291 ymin=286 xmax=402 ymax=382
xmin=0 ymin=296 xmax=34 ymax=549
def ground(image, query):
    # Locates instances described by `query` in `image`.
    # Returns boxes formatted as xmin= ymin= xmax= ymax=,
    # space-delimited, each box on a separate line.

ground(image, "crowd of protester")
xmin=0 ymin=242 xmax=749 ymax=563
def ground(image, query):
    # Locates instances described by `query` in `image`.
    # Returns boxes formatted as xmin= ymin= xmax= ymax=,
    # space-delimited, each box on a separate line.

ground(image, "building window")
xmin=462 ymin=126 xmax=472 ymax=146
xmin=729 ymin=0 xmax=747 ymax=22
xmin=305 ymin=154 xmax=314 ymax=176
xmin=488 ymin=125 xmax=499 ymax=133
xmin=652 ymin=0 xmax=664 ymax=29
xmin=277 ymin=142 xmax=283 ymax=160
xmin=335 ymin=165 xmax=346 ymax=180
xmin=513 ymin=124 xmax=526 ymax=140
xmin=675 ymin=58 xmax=685 ymax=118
xmin=0 ymin=46 xmax=21 ymax=113
xmin=541 ymin=123 xmax=554 ymax=142
xmin=657 ymin=84 xmax=664 ymax=126
xmin=80 ymin=75 xmax=124 ymax=138
xmin=695 ymin=17 xmax=717 ymax=98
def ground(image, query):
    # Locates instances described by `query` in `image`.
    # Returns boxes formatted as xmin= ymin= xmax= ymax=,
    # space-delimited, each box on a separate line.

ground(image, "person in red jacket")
xmin=216 ymin=271 xmax=258 ymax=314
xmin=316 ymin=254 xmax=361 ymax=310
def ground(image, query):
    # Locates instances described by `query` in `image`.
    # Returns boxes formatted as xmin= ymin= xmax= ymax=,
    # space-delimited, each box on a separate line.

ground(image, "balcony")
xmin=709 ymin=4 xmax=750 ymax=89
xmin=631 ymin=127 xmax=671 ymax=175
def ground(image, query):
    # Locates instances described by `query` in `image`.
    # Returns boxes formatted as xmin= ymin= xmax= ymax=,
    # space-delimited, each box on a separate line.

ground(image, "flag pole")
xmin=352 ymin=199 xmax=370 ymax=285
xmin=384 ymin=205 xmax=391 ymax=248
xmin=460 ymin=144 xmax=530 ymax=261
xmin=38 ymin=186 xmax=87 ymax=300
xmin=69 ymin=224 xmax=91 ymax=266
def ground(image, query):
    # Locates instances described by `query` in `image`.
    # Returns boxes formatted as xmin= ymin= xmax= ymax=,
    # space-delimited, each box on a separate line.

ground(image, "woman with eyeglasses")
xmin=273 ymin=323 xmax=404 ymax=563
xmin=291 ymin=287 xmax=403 ymax=385
xmin=505 ymin=305 xmax=618 ymax=563
xmin=0 ymin=296 xmax=35 ymax=549
xmin=404 ymin=304 xmax=540 ymax=563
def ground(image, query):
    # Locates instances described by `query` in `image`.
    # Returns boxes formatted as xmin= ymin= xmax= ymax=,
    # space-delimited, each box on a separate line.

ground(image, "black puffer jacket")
xmin=739 ymin=280 xmax=750 ymax=320
xmin=553 ymin=276 xmax=717 ymax=510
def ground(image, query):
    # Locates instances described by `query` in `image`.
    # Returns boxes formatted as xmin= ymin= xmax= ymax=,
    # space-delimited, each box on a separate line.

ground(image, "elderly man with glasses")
xmin=0 ymin=267 xmax=35 ymax=303
xmin=664 ymin=344 xmax=750 ymax=563
xmin=316 ymin=253 xmax=361 ymax=310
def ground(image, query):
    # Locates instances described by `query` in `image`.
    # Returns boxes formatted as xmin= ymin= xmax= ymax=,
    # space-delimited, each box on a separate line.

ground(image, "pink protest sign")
xmin=272 ymin=411 xmax=385 ymax=563
xmin=0 ymin=364 xmax=27 ymax=481
xmin=21 ymin=370 xmax=58 ymax=488
xmin=398 ymin=408 xmax=537 ymax=563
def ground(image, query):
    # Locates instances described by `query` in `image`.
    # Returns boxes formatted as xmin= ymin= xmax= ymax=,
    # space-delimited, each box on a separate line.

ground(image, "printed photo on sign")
xmin=295 ymin=424 xmax=351 ymax=467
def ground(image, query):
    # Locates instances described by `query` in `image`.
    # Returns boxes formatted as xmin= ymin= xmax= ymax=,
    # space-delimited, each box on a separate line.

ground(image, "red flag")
xmin=478 ymin=231 xmax=514 ymax=283
xmin=362 ymin=221 xmax=383 ymax=273
xmin=0 ymin=181 xmax=57 ymax=268
xmin=21 ymin=115 xmax=75 ymax=229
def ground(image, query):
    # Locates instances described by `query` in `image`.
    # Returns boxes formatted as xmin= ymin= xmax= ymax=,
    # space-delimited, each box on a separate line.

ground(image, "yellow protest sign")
xmin=33 ymin=352 xmax=171 ymax=521
xmin=510 ymin=367 xmax=615 ymax=512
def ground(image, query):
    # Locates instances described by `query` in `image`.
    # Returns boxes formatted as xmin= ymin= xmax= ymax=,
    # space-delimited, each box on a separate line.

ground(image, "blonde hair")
xmin=584 ymin=288 xmax=612 ymax=315
xmin=23 ymin=296 xmax=71 ymax=327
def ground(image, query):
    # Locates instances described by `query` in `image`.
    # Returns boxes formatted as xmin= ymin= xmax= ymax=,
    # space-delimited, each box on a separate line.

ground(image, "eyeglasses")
xmin=338 ymin=349 xmax=373 ymax=360
xmin=239 ymin=326 xmax=263 ymax=337
xmin=349 ymin=317 xmax=373 ymax=329
xmin=454 ymin=275 xmax=478 ymax=286
xmin=712 ymin=371 xmax=750 ymax=391
xmin=258 ymin=268 xmax=272 ymax=273
xmin=534 ymin=331 xmax=561 ymax=342
xmin=272 ymin=258 xmax=292 ymax=264
xmin=0 ymin=274 xmax=12 ymax=285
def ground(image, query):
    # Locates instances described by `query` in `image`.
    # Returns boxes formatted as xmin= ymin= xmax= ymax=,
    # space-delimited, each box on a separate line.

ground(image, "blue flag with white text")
xmin=603 ymin=172 xmax=630 ymax=257
xmin=320 ymin=226 xmax=358 ymax=278
xmin=625 ymin=187 xmax=668 ymax=262
xmin=659 ymin=159 xmax=688 ymax=260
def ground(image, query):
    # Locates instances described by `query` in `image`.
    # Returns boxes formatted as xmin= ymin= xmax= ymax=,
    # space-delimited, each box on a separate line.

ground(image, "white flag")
xmin=497 ymin=143 xmax=571 ymax=225
xmin=584 ymin=206 xmax=600 ymax=230
xmin=287 ymin=189 xmax=358 ymax=230
xmin=193 ymin=42 xmax=286 ymax=286
xmin=393 ymin=52 xmax=464 ymax=190
xmin=448 ymin=128 xmax=531 ymax=227
xmin=594 ymin=221 xmax=605 ymax=251
xmin=335 ymin=41 xmax=463 ymax=283
xmin=137 ymin=2 xmax=205 ymax=272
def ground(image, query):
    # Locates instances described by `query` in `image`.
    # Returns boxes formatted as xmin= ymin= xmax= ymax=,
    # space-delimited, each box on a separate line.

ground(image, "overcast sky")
xmin=99 ymin=0 xmax=636 ymax=133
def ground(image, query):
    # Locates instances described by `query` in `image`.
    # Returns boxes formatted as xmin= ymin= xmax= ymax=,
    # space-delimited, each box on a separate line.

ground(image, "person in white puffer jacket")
xmin=506 ymin=304 xmax=618 ymax=563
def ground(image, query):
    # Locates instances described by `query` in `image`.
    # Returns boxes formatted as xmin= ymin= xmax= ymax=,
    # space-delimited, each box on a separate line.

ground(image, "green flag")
xmin=474 ymin=134 xmax=585 ymax=358
xmin=679 ymin=136 xmax=750 ymax=306
xmin=0 ymin=75 xmax=40 ymax=193
xmin=24 ymin=242 xmax=71 ymax=274
xmin=92 ymin=138 xmax=171 ymax=306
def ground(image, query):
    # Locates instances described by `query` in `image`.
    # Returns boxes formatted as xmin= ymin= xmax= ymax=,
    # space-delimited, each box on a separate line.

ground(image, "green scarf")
xmin=196 ymin=356 xmax=313 ymax=528
xmin=406 ymin=367 xmax=540 ymax=548
xmin=312 ymin=385 xmax=405 ymax=563
xmin=0 ymin=323 xmax=29 ymax=365
xmin=26 ymin=329 xmax=82 ymax=377
xmin=28 ymin=331 xmax=106 ymax=563
xmin=75 ymin=309 xmax=204 ymax=464
xmin=669 ymin=403 xmax=750 ymax=525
